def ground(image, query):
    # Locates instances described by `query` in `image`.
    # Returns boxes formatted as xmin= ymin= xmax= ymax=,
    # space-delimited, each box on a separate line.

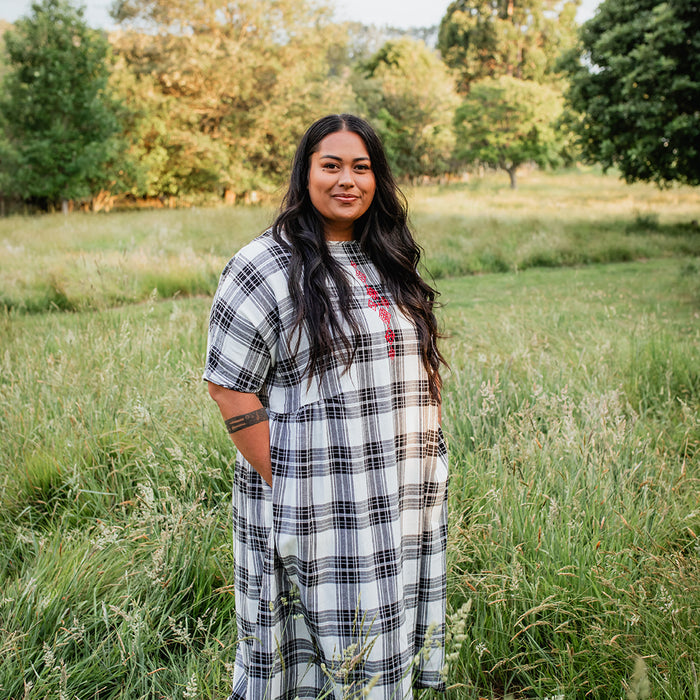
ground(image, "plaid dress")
xmin=204 ymin=231 xmax=448 ymax=699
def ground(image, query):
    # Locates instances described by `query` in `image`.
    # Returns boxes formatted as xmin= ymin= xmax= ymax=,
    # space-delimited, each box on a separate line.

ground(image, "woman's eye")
xmin=322 ymin=162 xmax=339 ymax=170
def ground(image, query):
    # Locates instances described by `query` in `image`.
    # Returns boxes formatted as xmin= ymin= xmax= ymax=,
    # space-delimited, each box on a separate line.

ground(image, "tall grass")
xmin=0 ymin=173 xmax=699 ymax=698
xmin=0 ymin=207 xmax=273 ymax=312
xmin=438 ymin=261 xmax=699 ymax=699
xmin=412 ymin=171 xmax=700 ymax=278
xmin=0 ymin=298 xmax=241 ymax=698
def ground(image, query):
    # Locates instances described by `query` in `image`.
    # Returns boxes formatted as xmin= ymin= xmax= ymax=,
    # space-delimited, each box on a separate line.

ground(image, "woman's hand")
xmin=207 ymin=383 xmax=272 ymax=486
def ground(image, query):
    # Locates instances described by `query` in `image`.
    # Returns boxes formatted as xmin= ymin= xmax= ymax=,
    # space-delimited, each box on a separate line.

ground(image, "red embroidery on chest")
xmin=350 ymin=262 xmax=396 ymax=358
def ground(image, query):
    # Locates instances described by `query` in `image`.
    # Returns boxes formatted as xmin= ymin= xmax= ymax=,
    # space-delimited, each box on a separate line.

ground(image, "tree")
xmin=0 ymin=0 xmax=121 ymax=210
xmin=563 ymin=0 xmax=700 ymax=187
xmin=110 ymin=0 xmax=354 ymax=197
xmin=106 ymin=58 xmax=234 ymax=199
xmin=438 ymin=0 xmax=580 ymax=93
xmin=354 ymin=38 xmax=459 ymax=180
xmin=0 ymin=20 xmax=11 ymax=83
xmin=454 ymin=76 xmax=565 ymax=188
xmin=0 ymin=21 xmax=12 ymax=207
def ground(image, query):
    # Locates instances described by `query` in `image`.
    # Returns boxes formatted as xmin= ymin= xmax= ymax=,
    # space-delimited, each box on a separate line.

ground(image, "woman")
xmin=204 ymin=114 xmax=448 ymax=699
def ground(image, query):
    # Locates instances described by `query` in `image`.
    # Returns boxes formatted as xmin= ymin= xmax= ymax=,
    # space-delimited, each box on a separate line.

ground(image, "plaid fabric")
xmin=204 ymin=231 xmax=448 ymax=699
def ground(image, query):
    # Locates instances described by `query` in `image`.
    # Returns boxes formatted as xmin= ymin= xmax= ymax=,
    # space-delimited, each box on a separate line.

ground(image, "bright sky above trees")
xmin=0 ymin=0 xmax=602 ymax=28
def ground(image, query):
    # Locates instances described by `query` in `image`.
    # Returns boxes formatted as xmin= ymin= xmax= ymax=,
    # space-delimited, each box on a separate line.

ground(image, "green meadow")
xmin=2 ymin=169 xmax=699 ymax=313
xmin=0 ymin=170 xmax=698 ymax=699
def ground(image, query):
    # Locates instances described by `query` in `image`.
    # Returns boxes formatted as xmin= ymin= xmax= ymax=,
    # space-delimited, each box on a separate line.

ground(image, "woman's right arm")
xmin=208 ymin=382 xmax=272 ymax=487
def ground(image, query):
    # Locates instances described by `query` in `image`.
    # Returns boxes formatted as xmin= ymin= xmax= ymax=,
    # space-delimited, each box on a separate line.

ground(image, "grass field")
xmin=1 ymin=169 xmax=699 ymax=312
xmin=0 ymin=170 xmax=699 ymax=699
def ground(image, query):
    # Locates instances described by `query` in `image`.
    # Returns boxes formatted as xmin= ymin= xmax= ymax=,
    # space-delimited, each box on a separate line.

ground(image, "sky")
xmin=0 ymin=0 xmax=602 ymax=30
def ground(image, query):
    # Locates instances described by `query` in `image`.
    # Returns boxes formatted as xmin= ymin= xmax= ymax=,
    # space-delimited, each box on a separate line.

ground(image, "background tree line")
xmin=0 ymin=0 xmax=697 ymax=212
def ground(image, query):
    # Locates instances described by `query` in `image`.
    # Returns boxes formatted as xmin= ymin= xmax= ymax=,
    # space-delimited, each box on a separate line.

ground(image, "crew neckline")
xmin=326 ymin=239 xmax=359 ymax=247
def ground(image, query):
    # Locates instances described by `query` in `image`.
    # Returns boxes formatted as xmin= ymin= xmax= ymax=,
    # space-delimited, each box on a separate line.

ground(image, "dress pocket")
xmin=424 ymin=426 xmax=449 ymax=516
xmin=233 ymin=458 xmax=274 ymax=627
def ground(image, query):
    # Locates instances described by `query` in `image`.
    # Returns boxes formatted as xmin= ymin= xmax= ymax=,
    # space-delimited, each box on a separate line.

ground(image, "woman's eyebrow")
xmin=319 ymin=154 xmax=371 ymax=162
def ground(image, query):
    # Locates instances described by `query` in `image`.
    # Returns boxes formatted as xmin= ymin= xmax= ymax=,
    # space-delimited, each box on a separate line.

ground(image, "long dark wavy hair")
xmin=271 ymin=114 xmax=446 ymax=402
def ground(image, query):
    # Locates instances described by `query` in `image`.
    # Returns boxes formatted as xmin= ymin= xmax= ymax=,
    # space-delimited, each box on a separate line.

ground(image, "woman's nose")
xmin=338 ymin=166 xmax=354 ymax=186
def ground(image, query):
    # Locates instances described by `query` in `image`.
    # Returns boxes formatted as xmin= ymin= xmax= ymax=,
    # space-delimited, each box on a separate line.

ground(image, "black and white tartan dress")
xmin=204 ymin=231 xmax=448 ymax=699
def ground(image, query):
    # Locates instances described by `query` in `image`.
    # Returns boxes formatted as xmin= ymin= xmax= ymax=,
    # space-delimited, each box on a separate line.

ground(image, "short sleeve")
xmin=203 ymin=248 xmax=281 ymax=394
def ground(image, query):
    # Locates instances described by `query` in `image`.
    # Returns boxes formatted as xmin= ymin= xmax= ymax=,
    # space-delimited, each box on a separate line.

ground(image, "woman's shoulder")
xmin=222 ymin=229 xmax=291 ymax=277
xmin=216 ymin=229 xmax=291 ymax=305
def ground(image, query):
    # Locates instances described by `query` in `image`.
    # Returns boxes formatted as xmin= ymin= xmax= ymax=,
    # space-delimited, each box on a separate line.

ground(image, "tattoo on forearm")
xmin=225 ymin=408 xmax=268 ymax=434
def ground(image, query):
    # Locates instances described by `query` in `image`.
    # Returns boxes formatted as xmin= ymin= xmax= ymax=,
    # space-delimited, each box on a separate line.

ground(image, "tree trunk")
xmin=62 ymin=198 xmax=70 ymax=215
xmin=506 ymin=167 xmax=517 ymax=189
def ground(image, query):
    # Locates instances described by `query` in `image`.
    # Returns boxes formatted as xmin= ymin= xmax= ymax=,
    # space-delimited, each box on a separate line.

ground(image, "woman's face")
xmin=307 ymin=130 xmax=376 ymax=241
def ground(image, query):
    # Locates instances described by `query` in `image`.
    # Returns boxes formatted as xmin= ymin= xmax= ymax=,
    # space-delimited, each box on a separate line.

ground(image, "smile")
xmin=333 ymin=194 xmax=358 ymax=202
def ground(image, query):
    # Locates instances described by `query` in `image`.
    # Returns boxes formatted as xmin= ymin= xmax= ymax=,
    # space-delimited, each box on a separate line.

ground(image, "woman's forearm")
xmin=207 ymin=382 xmax=272 ymax=486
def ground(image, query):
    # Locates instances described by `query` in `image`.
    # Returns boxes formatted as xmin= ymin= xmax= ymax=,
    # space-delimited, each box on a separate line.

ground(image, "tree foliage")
xmin=0 ymin=0 xmax=121 ymax=208
xmin=0 ymin=20 xmax=11 ymax=83
xmin=110 ymin=0 xmax=353 ymax=196
xmin=355 ymin=38 xmax=459 ymax=180
xmin=564 ymin=0 xmax=700 ymax=187
xmin=0 ymin=21 xmax=11 ymax=199
xmin=454 ymin=76 xmax=565 ymax=187
xmin=438 ymin=0 xmax=580 ymax=93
